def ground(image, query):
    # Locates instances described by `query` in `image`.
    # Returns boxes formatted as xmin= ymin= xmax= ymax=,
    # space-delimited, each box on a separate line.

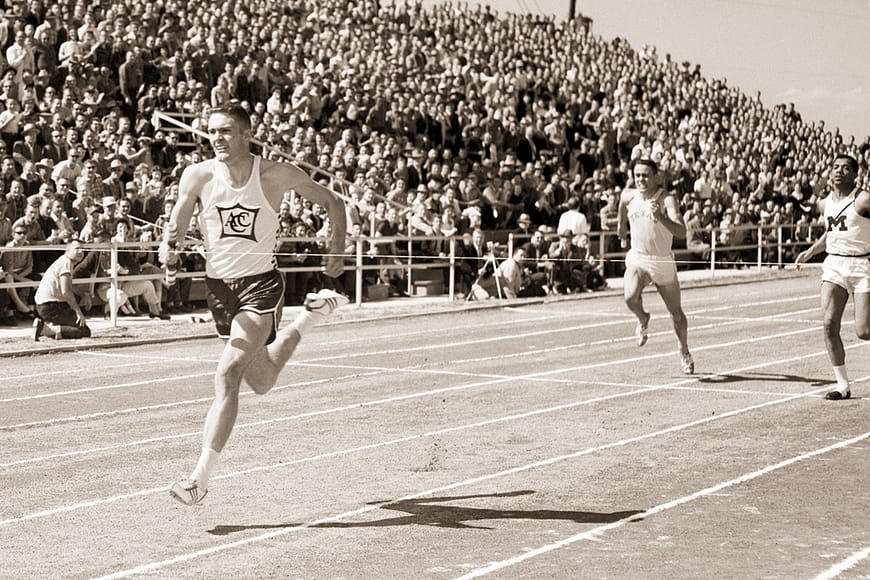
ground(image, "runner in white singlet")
xmin=617 ymin=158 xmax=694 ymax=374
xmin=157 ymin=104 xmax=349 ymax=505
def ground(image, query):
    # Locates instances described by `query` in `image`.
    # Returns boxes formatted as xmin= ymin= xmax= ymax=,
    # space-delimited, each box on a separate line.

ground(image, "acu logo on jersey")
xmin=217 ymin=203 xmax=259 ymax=242
xmin=826 ymin=215 xmax=848 ymax=232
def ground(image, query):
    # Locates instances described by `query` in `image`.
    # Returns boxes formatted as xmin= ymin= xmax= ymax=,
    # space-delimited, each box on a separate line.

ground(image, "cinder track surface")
xmin=2 ymin=274 xmax=868 ymax=579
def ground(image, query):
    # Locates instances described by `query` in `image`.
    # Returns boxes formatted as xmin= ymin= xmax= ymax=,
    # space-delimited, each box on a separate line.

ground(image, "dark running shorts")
xmin=205 ymin=270 xmax=285 ymax=344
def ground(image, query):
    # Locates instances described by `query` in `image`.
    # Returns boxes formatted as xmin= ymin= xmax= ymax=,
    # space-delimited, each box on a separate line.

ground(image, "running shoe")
xmin=681 ymin=352 xmax=695 ymax=375
xmin=169 ymin=479 xmax=208 ymax=506
xmin=636 ymin=320 xmax=649 ymax=347
xmin=823 ymin=388 xmax=851 ymax=401
xmin=304 ymin=288 xmax=349 ymax=315
xmin=32 ymin=317 xmax=44 ymax=341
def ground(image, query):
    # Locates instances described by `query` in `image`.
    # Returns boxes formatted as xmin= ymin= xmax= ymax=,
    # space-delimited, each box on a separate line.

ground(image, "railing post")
xmin=355 ymin=238 xmax=363 ymax=307
xmin=777 ymin=225 xmax=783 ymax=268
xmin=406 ymin=235 xmax=413 ymax=296
xmin=449 ymin=237 xmax=456 ymax=301
xmin=710 ymin=228 xmax=717 ymax=276
xmin=110 ymin=242 xmax=118 ymax=327
xmin=756 ymin=226 xmax=763 ymax=271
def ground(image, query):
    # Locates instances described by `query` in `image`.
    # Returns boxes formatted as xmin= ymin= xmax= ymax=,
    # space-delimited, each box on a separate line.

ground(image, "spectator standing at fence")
xmin=795 ymin=154 xmax=870 ymax=401
xmin=556 ymin=196 xmax=589 ymax=244
xmin=617 ymin=158 xmax=693 ymax=374
xmin=32 ymin=239 xmax=91 ymax=340
xmin=158 ymin=103 xmax=348 ymax=506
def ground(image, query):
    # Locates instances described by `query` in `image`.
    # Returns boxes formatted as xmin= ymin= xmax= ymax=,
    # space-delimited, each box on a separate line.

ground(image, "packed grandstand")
xmin=0 ymin=0 xmax=868 ymax=322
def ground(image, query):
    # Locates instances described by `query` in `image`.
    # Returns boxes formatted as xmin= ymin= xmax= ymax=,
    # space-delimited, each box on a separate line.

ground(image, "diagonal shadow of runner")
xmin=208 ymin=490 xmax=644 ymax=535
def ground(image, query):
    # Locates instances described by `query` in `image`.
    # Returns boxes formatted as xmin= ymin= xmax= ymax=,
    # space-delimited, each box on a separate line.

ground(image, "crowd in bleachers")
xmin=1 ymin=0 xmax=869 ymax=323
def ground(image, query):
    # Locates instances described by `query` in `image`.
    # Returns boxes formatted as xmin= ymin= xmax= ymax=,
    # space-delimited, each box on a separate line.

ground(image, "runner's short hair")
xmin=209 ymin=103 xmax=252 ymax=131
xmin=632 ymin=158 xmax=659 ymax=174
xmin=834 ymin=154 xmax=858 ymax=173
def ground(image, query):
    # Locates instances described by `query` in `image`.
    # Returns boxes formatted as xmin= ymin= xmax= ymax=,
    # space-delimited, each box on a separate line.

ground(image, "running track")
xmin=2 ymin=273 xmax=869 ymax=579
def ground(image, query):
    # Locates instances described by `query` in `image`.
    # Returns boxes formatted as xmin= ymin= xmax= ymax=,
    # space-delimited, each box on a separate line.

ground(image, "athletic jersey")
xmin=823 ymin=190 xmax=870 ymax=257
xmin=198 ymin=156 xmax=280 ymax=279
xmin=626 ymin=188 xmax=673 ymax=257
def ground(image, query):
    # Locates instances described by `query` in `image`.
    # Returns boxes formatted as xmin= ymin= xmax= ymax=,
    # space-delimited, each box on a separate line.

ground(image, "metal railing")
xmin=0 ymin=222 xmax=824 ymax=326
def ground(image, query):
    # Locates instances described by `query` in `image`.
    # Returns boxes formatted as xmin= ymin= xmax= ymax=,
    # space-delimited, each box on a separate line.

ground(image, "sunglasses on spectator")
xmin=14 ymin=230 xmax=26 ymax=235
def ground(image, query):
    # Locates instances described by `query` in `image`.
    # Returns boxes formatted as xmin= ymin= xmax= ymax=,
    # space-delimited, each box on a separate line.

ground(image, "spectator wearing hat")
xmin=34 ymin=157 xmax=55 ymax=182
xmin=12 ymin=122 xmax=41 ymax=171
xmin=99 ymin=195 xmax=118 ymax=234
xmin=102 ymin=157 xmax=126 ymax=199
xmin=77 ymin=204 xmax=105 ymax=243
xmin=515 ymin=212 xmax=535 ymax=238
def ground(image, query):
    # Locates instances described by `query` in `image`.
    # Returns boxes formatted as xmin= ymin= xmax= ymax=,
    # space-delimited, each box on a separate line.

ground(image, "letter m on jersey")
xmin=826 ymin=215 xmax=848 ymax=232
xmin=218 ymin=203 xmax=259 ymax=242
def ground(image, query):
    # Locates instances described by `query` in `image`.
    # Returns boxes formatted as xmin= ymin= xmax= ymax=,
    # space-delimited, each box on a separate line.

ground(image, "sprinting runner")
xmin=617 ymin=158 xmax=693 ymax=374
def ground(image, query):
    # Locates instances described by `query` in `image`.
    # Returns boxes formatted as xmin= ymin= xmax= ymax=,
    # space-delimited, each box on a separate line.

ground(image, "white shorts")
xmin=822 ymin=254 xmax=870 ymax=294
xmin=626 ymin=249 xmax=678 ymax=287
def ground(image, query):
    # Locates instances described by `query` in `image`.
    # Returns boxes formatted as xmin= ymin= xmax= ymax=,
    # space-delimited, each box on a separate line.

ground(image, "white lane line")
xmin=4 ymin=367 xmax=853 ymax=470
xmin=90 ymin=383 xmax=858 ymax=580
xmin=0 ymin=372 xmax=214 ymax=404
xmin=457 ymin=430 xmax=870 ymax=579
xmin=5 ymin=314 xmax=866 ymax=456
xmin=298 ymin=301 xmax=819 ymax=363
xmin=1 ymin=344 xmax=856 ymax=526
xmin=1 ymin=300 xmax=818 ymax=416
xmin=0 ymin=370 xmax=386 ymax=431
xmin=813 ymin=546 xmax=870 ymax=580
xmin=0 ymin=360 xmax=159 ymax=388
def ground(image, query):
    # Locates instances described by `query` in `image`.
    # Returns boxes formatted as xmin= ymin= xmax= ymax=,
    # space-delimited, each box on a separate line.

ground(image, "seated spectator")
xmin=1 ymin=222 xmax=35 ymax=315
xmin=576 ymin=233 xmax=608 ymax=291
xmin=469 ymin=246 xmax=527 ymax=300
xmin=519 ymin=228 xmax=552 ymax=296
xmin=78 ymin=205 xmax=105 ymax=243
xmin=111 ymin=220 xmax=169 ymax=320
xmin=685 ymin=203 xmax=712 ymax=263
xmin=515 ymin=212 xmax=535 ymax=239
xmin=44 ymin=199 xmax=76 ymax=244
xmin=548 ymin=230 xmax=588 ymax=294
xmin=32 ymin=240 xmax=92 ymax=341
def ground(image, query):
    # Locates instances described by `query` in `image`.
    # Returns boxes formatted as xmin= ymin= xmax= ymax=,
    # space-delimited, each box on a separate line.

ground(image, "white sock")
xmin=190 ymin=447 xmax=220 ymax=490
xmin=832 ymin=365 xmax=850 ymax=392
xmin=287 ymin=309 xmax=321 ymax=337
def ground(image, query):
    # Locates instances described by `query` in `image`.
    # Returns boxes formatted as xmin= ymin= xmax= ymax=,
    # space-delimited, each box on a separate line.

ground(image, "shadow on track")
xmin=208 ymin=490 xmax=644 ymax=535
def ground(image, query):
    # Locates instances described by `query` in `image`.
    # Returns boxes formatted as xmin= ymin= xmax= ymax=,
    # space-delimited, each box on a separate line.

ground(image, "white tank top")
xmin=198 ymin=156 xmax=279 ymax=278
xmin=824 ymin=190 xmax=870 ymax=257
xmin=626 ymin=188 xmax=673 ymax=257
